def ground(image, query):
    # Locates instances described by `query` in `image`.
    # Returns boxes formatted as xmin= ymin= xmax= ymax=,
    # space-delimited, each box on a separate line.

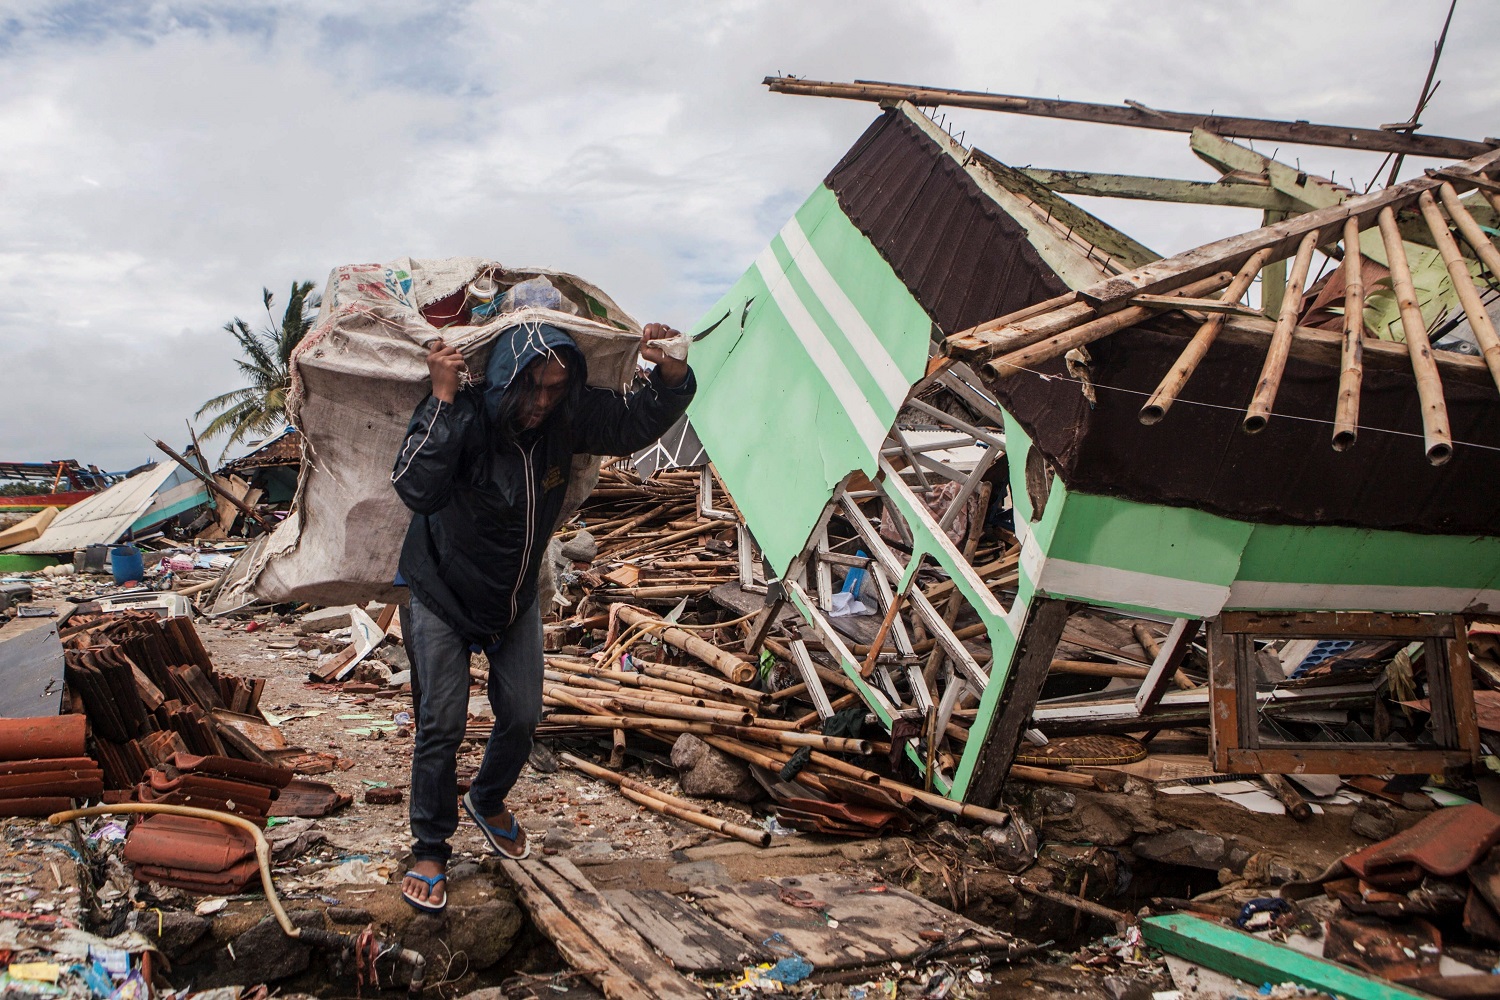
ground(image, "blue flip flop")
xmin=402 ymin=871 xmax=447 ymax=914
xmin=462 ymin=791 xmax=531 ymax=860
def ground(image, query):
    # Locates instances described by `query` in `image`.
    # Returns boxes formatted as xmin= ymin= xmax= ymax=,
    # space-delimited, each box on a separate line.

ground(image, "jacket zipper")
xmin=510 ymin=440 xmax=538 ymax=624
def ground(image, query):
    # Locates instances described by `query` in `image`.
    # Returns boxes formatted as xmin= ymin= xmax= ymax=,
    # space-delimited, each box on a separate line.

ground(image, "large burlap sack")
xmin=213 ymin=258 xmax=642 ymax=612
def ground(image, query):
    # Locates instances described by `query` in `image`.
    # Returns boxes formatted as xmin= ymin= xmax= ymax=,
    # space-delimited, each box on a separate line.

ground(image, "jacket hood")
xmin=482 ymin=321 xmax=586 ymax=426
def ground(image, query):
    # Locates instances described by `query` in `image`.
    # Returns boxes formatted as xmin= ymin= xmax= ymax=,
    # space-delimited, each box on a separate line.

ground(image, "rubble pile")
xmin=549 ymin=465 xmax=741 ymax=606
xmin=62 ymin=610 xmax=273 ymax=787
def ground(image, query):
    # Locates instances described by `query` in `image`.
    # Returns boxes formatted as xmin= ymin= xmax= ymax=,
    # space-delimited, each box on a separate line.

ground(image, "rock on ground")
xmin=670 ymin=734 xmax=759 ymax=802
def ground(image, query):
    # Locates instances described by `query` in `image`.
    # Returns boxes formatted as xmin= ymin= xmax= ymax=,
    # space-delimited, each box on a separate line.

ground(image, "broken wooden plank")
xmin=1141 ymin=913 xmax=1430 ymax=1000
xmin=1021 ymin=167 xmax=1300 ymax=211
xmin=502 ymin=858 xmax=703 ymax=1000
xmin=690 ymin=872 xmax=1009 ymax=970
xmin=763 ymin=77 xmax=1495 ymax=160
xmin=964 ymin=598 xmax=1071 ymax=809
xmin=602 ymin=889 xmax=764 ymax=974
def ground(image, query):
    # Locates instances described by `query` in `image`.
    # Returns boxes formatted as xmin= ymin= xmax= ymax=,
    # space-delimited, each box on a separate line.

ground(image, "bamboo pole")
xmin=605 ymin=521 xmax=721 ymax=561
xmin=1418 ymin=190 xmax=1500 ymax=392
xmin=546 ymin=657 xmax=757 ymax=705
xmin=1009 ymin=764 xmax=1105 ymax=790
xmin=948 ymin=290 xmax=1083 ymax=349
xmin=794 ymin=692 xmax=859 ymax=730
xmin=1132 ymin=623 xmax=1195 ymax=691
xmin=703 ymin=736 xmax=1011 ymax=829
xmin=1376 ymin=206 xmax=1453 ymax=465
xmin=860 ymin=591 xmax=905 ymax=677
xmin=605 ymin=582 xmax=737 ymax=599
xmin=543 ymin=674 xmax=751 ymax=714
xmin=988 ymin=271 xmax=1235 ymax=379
xmin=609 ymin=727 xmax=627 ymax=769
xmin=1049 ymin=660 xmax=1149 ymax=680
xmin=541 ymin=713 xmax=874 ymax=754
xmin=1438 ymin=181 xmax=1500 ymax=281
xmin=613 ymin=606 xmax=757 ymax=685
xmin=560 ymin=753 xmax=770 ymax=847
xmin=624 ymin=658 xmax=766 ymax=703
xmin=1243 ymin=231 xmax=1320 ymax=433
xmin=1140 ymin=248 xmax=1275 ymax=425
xmin=544 ymin=686 xmax=755 ymax=726
xmin=1332 ymin=217 xmax=1367 ymax=451
xmin=597 ymin=502 xmax=692 ymax=542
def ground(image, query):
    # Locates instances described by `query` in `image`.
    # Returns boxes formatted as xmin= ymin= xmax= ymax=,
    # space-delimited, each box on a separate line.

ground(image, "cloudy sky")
xmin=3 ymin=0 xmax=1497 ymax=471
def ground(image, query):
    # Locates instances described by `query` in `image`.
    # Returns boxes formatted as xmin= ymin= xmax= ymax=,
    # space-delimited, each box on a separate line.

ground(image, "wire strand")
xmin=986 ymin=357 xmax=1500 ymax=455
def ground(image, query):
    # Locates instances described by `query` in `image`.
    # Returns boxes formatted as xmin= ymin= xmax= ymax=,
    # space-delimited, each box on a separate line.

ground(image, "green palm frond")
xmin=198 ymin=280 xmax=320 ymax=454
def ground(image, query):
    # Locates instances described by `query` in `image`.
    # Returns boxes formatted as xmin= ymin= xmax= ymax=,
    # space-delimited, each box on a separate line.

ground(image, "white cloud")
xmin=1 ymin=0 xmax=1496 ymax=469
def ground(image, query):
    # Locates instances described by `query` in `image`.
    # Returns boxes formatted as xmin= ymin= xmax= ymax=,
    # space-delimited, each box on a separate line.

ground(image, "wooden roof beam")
xmin=1190 ymin=130 xmax=1351 ymax=212
xmin=1020 ymin=168 xmax=1302 ymax=212
xmin=1078 ymin=144 xmax=1500 ymax=310
xmin=764 ymin=77 xmax=1497 ymax=161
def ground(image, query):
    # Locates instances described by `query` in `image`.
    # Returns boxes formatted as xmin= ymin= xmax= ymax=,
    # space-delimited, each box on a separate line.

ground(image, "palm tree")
xmin=196 ymin=281 xmax=320 ymax=457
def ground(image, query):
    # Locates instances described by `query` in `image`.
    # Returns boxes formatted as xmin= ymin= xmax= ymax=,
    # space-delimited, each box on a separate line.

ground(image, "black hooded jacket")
xmin=391 ymin=323 xmax=694 ymax=644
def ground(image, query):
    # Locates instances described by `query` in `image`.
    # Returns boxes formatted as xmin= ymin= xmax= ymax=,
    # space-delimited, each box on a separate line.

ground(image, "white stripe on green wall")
xmin=777 ymin=216 xmax=911 ymax=411
xmin=753 ymin=246 xmax=891 ymax=452
xmin=688 ymin=184 xmax=931 ymax=575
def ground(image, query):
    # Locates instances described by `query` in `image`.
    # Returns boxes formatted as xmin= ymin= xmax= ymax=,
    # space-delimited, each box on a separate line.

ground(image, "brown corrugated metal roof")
xmin=222 ymin=430 xmax=303 ymax=474
xmin=824 ymin=108 xmax=1070 ymax=337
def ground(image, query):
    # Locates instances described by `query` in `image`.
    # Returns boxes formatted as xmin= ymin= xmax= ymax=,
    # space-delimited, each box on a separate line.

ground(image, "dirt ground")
xmin=9 ymin=573 xmax=1407 ymax=998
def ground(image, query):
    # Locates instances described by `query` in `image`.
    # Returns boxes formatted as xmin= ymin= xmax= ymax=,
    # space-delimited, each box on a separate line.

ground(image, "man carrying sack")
xmin=390 ymin=319 xmax=694 ymax=912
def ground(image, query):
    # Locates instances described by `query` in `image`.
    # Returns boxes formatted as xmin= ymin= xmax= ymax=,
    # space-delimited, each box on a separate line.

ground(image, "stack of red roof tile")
xmin=62 ymin=610 xmax=267 ymax=790
xmin=0 ymin=715 xmax=102 ymax=817
xmin=123 ymin=753 xmax=293 ymax=894
xmin=123 ymin=814 xmax=260 ymax=894
xmin=134 ymin=752 xmax=292 ymax=824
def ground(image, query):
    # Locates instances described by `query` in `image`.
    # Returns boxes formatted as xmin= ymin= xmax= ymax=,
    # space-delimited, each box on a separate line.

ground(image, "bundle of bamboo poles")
xmin=559 ymin=465 xmax=742 ymax=601
xmin=540 ymin=660 xmax=879 ymax=756
xmin=944 ymin=160 xmax=1500 ymax=464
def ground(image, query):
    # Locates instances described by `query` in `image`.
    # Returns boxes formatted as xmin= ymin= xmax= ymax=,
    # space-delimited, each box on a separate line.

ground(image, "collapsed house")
xmin=677 ymin=78 xmax=1500 ymax=809
xmin=4 ymin=461 xmax=210 ymax=562
xmin=217 ymin=427 xmax=302 ymax=509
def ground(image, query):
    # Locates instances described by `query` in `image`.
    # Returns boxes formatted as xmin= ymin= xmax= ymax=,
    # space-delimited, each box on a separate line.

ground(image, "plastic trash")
xmin=765 ymin=955 xmax=814 ymax=984
xmin=829 ymin=591 xmax=872 ymax=617
xmin=492 ymin=275 xmax=573 ymax=317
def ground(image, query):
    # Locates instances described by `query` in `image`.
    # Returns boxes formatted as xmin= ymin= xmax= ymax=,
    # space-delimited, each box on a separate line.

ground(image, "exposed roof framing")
xmin=765 ymin=76 xmax=1497 ymax=160
xmin=945 ymin=143 xmax=1500 ymax=464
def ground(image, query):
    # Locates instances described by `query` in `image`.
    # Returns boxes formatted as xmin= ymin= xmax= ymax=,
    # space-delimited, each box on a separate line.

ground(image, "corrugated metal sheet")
xmin=7 ymin=462 xmax=182 ymax=554
xmin=824 ymin=108 xmax=1071 ymax=336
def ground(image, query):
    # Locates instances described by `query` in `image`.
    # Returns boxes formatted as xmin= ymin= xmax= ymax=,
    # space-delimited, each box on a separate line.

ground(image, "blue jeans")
xmin=407 ymin=593 xmax=544 ymax=865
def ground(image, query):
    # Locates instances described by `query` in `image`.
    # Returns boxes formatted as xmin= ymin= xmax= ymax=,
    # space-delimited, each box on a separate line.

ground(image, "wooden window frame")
xmin=1208 ymin=611 xmax=1479 ymax=775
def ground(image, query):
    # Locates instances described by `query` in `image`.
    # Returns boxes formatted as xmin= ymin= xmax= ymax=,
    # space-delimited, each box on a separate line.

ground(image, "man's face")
xmin=517 ymin=355 xmax=571 ymax=430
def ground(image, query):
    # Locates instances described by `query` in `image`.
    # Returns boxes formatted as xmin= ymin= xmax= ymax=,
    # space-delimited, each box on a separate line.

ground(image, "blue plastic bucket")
xmin=110 ymin=544 xmax=144 ymax=584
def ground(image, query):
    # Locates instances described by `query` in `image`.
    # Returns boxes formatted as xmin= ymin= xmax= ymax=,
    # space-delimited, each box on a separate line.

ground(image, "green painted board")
xmin=0 ymin=554 xmax=61 ymax=573
xmin=1141 ymin=914 xmax=1428 ymax=1000
xmin=686 ymin=184 xmax=931 ymax=575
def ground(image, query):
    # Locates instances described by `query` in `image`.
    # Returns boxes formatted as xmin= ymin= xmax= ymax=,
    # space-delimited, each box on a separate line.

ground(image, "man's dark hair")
xmin=487 ymin=347 xmax=585 ymax=448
